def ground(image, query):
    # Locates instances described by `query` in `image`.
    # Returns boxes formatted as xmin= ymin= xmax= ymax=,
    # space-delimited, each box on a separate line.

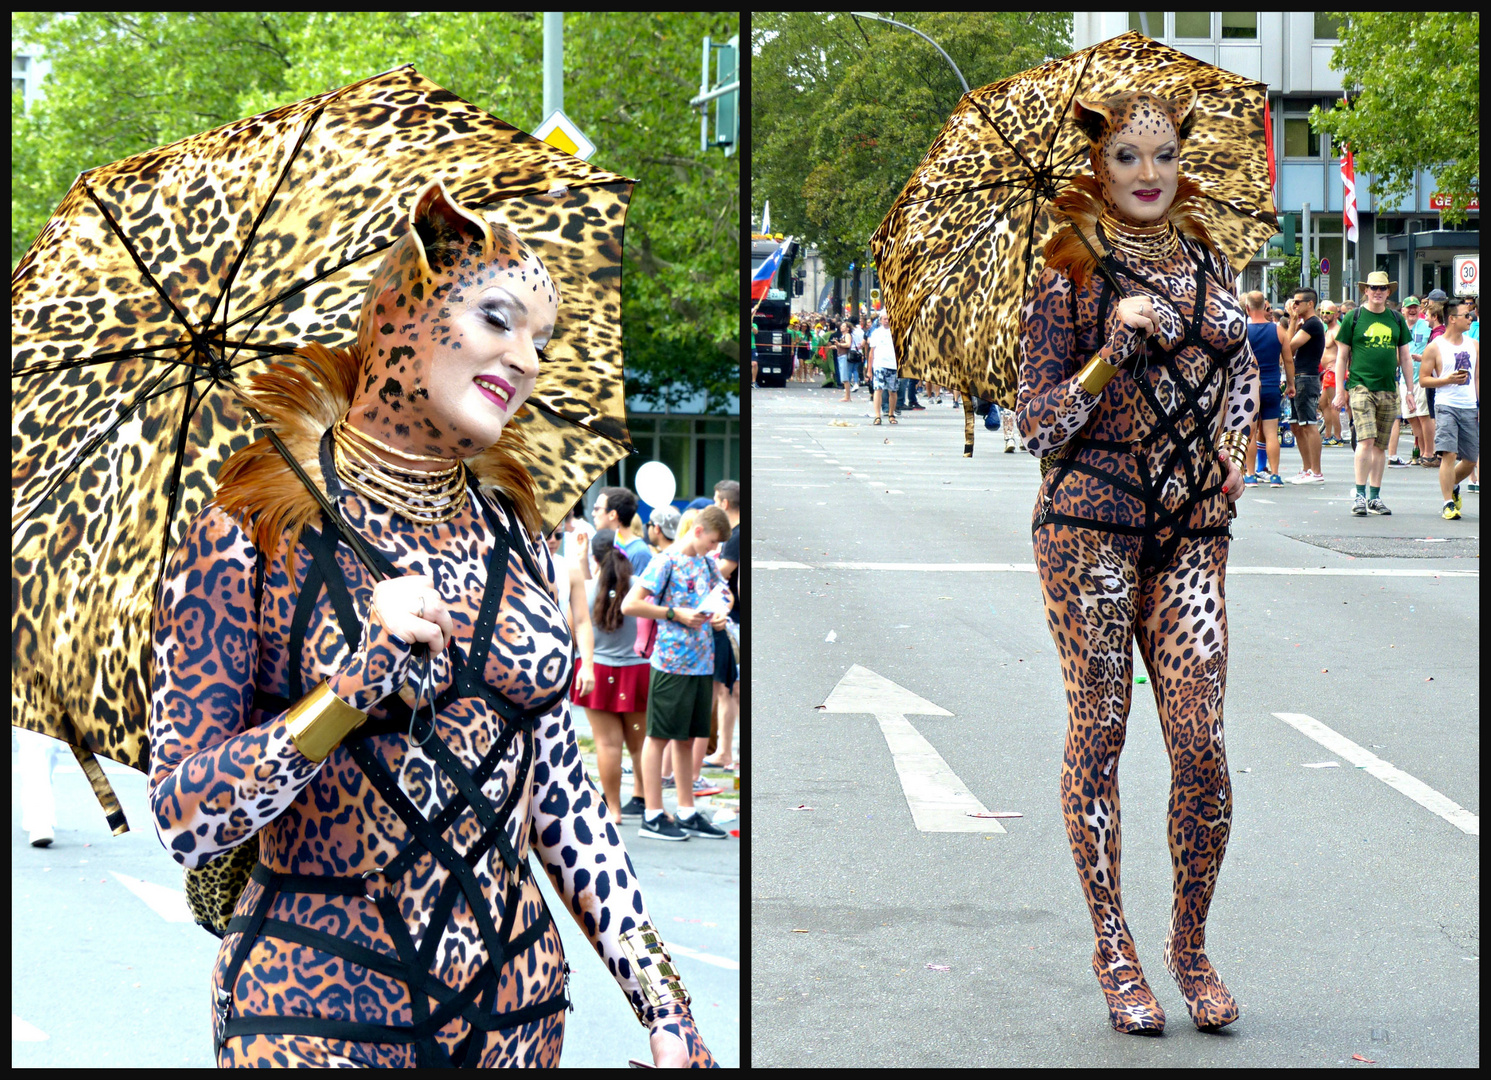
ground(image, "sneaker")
xmin=1388 ymin=456 xmax=1408 ymax=468
xmin=1442 ymin=501 xmax=1461 ymax=520
xmin=638 ymin=814 xmax=688 ymax=841
xmin=1244 ymin=473 xmax=1258 ymax=486
xmin=618 ymin=795 xmax=647 ymax=819
xmin=1351 ymin=494 xmax=1368 ymax=516
xmin=693 ymin=777 xmax=724 ymax=797
xmin=1307 ymin=471 xmax=1326 ymax=483
xmin=1367 ymin=497 xmax=1392 ymax=515
xmin=29 ymin=826 xmax=54 ymax=848
xmin=1289 ymin=470 xmax=1315 ymax=485
xmin=1468 ymin=482 xmax=1480 ymax=494
xmin=1269 ymin=474 xmax=1284 ymax=486
xmin=661 ymin=774 xmax=675 ymax=790
xmin=1004 ymin=443 xmax=1015 ymax=454
xmin=676 ymin=811 xmax=729 ymax=839
xmin=1453 ymin=484 xmax=1462 ymax=512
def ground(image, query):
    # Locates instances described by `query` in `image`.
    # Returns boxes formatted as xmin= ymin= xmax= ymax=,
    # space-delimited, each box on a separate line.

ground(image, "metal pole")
xmin=848 ymin=12 xmax=969 ymax=95
xmin=543 ymin=12 xmax=563 ymax=118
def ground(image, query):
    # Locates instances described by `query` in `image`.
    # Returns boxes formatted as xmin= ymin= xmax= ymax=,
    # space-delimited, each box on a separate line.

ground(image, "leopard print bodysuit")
xmin=1017 ymin=221 xmax=1255 ymax=1033
xmin=148 ymin=443 xmax=696 ymax=1066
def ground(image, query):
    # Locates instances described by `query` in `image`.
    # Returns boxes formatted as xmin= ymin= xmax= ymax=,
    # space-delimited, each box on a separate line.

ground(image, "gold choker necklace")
xmin=331 ymin=416 xmax=468 ymax=526
xmin=1098 ymin=206 xmax=1180 ymax=263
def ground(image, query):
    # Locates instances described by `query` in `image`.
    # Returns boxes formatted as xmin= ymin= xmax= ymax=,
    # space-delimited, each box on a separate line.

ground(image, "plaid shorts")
xmin=1348 ymin=385 xmax=1398 ymax=447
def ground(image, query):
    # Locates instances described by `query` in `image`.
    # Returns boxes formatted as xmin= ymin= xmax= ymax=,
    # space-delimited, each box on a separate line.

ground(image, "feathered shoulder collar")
xmin=210 ymin=340 xmax=539 ymax=571
xmin=1042 ymin=173 xmax=1225 ymax=291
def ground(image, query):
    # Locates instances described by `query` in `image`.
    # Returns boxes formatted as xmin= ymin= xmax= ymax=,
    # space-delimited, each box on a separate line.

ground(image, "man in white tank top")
xmin=1418 ymin=299 xmax=1479 ymax=519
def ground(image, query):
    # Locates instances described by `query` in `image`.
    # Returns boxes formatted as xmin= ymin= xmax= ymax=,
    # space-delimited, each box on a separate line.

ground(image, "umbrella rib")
xmin=207 ymin=94 xmax=338 ymax=339
xmin=524 ymin=398 xmax=634 ymax=452
xmin=80 ymin=180 xmax=197 ymax=335
xmin=12 ymin=338 xmax=303 ymax=379
xmin=11 ymin=363 xmax=184 ymax=540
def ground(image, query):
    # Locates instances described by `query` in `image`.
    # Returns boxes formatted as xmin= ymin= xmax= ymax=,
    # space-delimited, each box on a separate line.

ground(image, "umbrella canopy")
xmin=11 ymin=64 xmax=636 ymax=827
xmin=871 ymin=31 xmax=1277 ymax=433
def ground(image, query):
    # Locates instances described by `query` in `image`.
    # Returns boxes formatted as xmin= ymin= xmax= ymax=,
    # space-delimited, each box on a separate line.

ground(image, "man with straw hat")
xmin=1330 ymin=271 xmax=1417 ymax=515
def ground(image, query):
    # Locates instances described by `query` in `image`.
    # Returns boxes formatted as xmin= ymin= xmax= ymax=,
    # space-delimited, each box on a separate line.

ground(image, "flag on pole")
xmin=751 ymin=236 xmax=792 ymax=302
xmin=1264 ymin=98 xmax=1276 ymax=193
xmin=1341 ymin=142 xmax=1358 ymax=244
xmin=761 ymin=200 xmax=771 ymax=235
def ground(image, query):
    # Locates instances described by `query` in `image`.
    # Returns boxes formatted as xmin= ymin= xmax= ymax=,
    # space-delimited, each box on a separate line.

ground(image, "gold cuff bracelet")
xmin=1075 ymin=355 xmax=1119 ymax=396
xmin=619 ymin=923 xmax=691 ymax=1025
xmin=1218 ymin=430 xmax=1250 ymax=478
xmin=285 ymin=680 xmax=368 ymax=763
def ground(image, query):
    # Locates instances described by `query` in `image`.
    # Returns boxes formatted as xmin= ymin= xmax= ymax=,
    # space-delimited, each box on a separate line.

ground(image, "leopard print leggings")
xmin=1035 ymin=524 xmax=1239 ymax=1032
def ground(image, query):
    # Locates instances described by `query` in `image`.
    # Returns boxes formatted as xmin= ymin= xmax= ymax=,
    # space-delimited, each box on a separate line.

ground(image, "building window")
xmin=608 ymin=417 xmax=740 ymax=499
xmin=1173 ymin=12 xmax=1211 ymax=39
xmin=1220 ymin=12 xmax=1258 ymax=39
xmin=1314 ymin=14 xmax=1343 ymax=40
xmin=1283 ymin=117 xmax=1321 ymax=159
xmin=1127 ymin=12 xmax=1165 ymax=37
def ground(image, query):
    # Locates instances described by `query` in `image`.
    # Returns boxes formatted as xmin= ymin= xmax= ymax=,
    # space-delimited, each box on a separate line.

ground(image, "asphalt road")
xmin=12 ymin=715 xmax=739 ymax=1068
xmin=751 ymin=380 xmax=1479 ymax=1067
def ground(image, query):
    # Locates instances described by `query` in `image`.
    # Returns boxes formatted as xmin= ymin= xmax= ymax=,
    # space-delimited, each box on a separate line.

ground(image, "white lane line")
xmin=1272 ymin=712 xmax=1479 ymax=835
xmin=756 ymin=561 xmax=813 ymax=569
xmin=753 ymin=561 xmax=1477 ymax=577
xmin=667 ymin=942 xmax=740 ymax=970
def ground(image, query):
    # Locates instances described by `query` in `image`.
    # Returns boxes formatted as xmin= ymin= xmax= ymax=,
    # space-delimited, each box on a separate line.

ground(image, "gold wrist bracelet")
xmin=1076 ymin=355 xmax=1119 ymax=396
xmin=1218 ymin=430 xmax=1250 ymax=477
xmin=285 ymin=680 xmax=368 ymax=763
xmin=619 ymin=923 xmax=690 ymax=1026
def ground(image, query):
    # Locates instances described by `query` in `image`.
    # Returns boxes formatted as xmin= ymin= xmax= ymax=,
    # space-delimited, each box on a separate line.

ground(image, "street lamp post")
xmin=848 ymin=12 xmax=970 ymax=95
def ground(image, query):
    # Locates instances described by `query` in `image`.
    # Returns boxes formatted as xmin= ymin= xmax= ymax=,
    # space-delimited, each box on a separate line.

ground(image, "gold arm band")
xmin=285 ymin=681 xmax=368 ymax=763
xmin=1075 ymin=355 xmax=1119 ymax=396
xmin=1218 ymin=430 xmax=1251 ymax=477
xmin=618 ymin=923 xmax=691 ymax=1026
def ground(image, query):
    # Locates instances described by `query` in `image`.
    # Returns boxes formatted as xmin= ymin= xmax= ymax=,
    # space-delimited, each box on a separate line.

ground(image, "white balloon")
xmin=633 ymin=461 xmax=676 ymax=510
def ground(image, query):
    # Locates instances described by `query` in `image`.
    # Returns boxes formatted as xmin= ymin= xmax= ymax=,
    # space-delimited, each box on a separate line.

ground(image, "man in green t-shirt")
xmin=1332 ymin=271 xmax=1416 ymax=516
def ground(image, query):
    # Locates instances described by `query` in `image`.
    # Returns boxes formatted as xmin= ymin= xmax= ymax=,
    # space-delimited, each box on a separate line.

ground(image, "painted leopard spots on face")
xmin=348 ymin=179 xmax=561 ymax=464
xmin=1072 ymin=90 xmax=1196 ymax=227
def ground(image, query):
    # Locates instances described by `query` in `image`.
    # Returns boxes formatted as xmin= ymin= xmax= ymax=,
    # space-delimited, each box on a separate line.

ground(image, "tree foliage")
xmin=11 ymin=11 xmax=739 ymax=411
xmin=751 ymin=12 xmax=1071 ymax=279
xmin=1308 ymin=12 xmax=1479 ymax=225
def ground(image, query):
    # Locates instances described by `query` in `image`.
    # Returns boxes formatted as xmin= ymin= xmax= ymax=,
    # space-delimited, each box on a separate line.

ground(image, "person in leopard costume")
xmin=149 ymin=178 xmax=717 ymax=1067
xmin=1016 ymin=90 xmax=1257 ymax=1034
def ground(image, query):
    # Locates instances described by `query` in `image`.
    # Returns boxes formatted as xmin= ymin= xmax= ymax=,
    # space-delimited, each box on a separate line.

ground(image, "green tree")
xmin=1308 ymin=12 xmax=1479 ymax=226
xmin=12 ymin=11 xmax=739 ymax=411
xmin=752 ymin=12 xmax=1072 ymax=283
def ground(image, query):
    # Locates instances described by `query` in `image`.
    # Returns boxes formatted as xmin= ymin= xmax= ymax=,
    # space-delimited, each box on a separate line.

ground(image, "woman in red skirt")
xmin=570 ymin=529 xmax=652 ymax=824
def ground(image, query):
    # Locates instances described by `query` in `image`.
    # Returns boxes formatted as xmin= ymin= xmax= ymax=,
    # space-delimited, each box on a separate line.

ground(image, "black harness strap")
xmin=1035 ymin=240 xmax=1236 ymax=573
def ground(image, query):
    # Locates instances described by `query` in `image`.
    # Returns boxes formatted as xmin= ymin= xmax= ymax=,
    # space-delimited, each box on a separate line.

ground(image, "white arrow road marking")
xmin=13 ymin=1015 xmax=49 ymax=1041
xmin=109 ymin=870 xmax=197 ymax=923
xmin=1273 ymin=713 xmax=1479 ymax=836
xmin=821 ymin=664 xmax=1006 ymax=833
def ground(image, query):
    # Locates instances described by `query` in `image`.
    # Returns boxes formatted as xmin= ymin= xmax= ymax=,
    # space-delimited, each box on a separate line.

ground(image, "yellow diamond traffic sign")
xmin=533 ymin=109 xmax=596 ymax=161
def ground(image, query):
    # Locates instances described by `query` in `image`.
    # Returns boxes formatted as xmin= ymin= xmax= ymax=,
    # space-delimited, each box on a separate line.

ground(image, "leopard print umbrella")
xmin=11 ymin=65 xmax=635 ymax=826
xmin=870 ymin=31 xmax=1277 ymax=437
